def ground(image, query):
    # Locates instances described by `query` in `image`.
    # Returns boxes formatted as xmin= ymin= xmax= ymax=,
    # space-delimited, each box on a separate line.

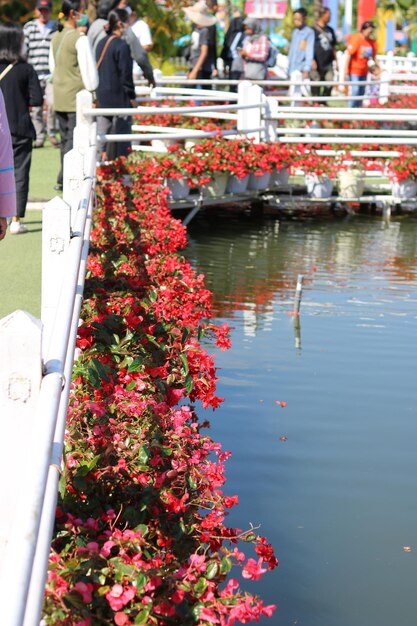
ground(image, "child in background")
xmin=367 ymin=62 xmax=381 ymax=106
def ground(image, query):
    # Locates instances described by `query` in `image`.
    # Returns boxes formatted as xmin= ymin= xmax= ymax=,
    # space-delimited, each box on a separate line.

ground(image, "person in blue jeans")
xmin=344 ymin=21 xmax=377 ymax=108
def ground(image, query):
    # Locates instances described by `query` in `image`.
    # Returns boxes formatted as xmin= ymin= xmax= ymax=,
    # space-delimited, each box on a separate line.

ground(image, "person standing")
xmin=287 ymin=8 xmax=315 ymax=79
xmin=221 ymin=6 xmax=244 ymax=79
xmin=0 ymin=89 xmax=16 ymax=240
xmin=130 ymin=10 xmax=153 ymax=52
xmin=89 ymin=0 xmax=155 ymax=87
xmin=240 ymin=18 xmax=269 ymax=81
xmin=206 ymin=1 xmax=218 ymax=78
xmin=95 ymin=8 xmax=137 ymax=160
xmin=49 ymin=0 xmax=98 ymax=191
xmin=23 ymin=0 xmax=59 ymax=148
xmin=184 ymin=1 xmax=217 ymax=84
xmin=311 ymin=7 xmax=337 ymax=102
xmin=88 ymin=0 xmax=118 ymax=51
xmin=344 ymin=21 xmax=377 ymax=108
xmin=0 ymin=22 xmax=43 ymax=235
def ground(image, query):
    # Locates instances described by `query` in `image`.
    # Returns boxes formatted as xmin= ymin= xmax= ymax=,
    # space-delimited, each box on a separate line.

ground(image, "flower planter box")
xmin=166 ymin=177 xmax=190 ymax=200
xmin=226 ymin=174 xmax=249 ymax=194
xmin=337 ymin=170 xmax=365 ymax=198
xmin=305 ymin=174 xmax=334 ymax=199
xmin=392 ymin=179 xmax=417 ymax=199
xmin=270 ymin=167 xmax=289 ymax=188
xmin=202 ymin=173 xmax=229 ymax=197
xmin=247 ymin=171 xmax=271 ymax=191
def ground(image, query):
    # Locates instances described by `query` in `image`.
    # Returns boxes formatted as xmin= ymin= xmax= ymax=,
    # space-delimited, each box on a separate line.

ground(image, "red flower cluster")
xmin=43 ymin=153 xmax=278 ymax=625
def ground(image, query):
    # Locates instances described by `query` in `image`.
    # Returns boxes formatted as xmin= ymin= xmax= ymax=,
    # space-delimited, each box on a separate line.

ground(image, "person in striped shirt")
xmin=23 ymin=0 xmax=60 ymax=148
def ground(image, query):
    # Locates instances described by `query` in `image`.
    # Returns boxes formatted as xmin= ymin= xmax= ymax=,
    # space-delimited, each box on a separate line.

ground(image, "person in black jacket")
xmin=95 ymin=8 xmax=137 ymax=160
xmin=0 ymin=22 xmax=43 ymax=234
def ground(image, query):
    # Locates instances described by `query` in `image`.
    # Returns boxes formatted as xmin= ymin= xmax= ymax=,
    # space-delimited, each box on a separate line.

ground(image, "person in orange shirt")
xmin=344 ymin=21 xmax=377 ymax=108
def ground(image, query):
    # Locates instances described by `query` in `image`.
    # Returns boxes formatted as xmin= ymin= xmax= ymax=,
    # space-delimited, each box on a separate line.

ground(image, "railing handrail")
xmin=0 ymin=141 xmax=96 ymax=626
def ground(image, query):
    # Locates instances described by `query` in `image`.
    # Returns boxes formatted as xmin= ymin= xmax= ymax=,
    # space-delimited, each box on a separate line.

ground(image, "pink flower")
xmin=100 ymin=540 xmax=116 ymax=557
xmin=262 ymin=604 xmax=277 ymax=617
xmin=242 ymin=558 xmax=267 ymax=581
xmin=200 ymin=607 xmax=220 ymax=623
xmin=189 ymin=553 xmax=206 ymax=572
xmin=106 ymin=584 xmax=136 ymax=611
xmin=73 ymin=581 xmax=93 ymax=604
xmin=114 ymin=613 xmax=130 ymax=626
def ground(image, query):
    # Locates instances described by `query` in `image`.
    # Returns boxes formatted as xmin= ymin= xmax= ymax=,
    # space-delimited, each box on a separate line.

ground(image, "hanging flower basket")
xmin=270 ymin=167 xmax=289 ymax=188
xmin=392 ymin=179 xmax=417 ymax=199
xmin=202 ymin=173 xmax=229 ymax=197
xmin=247 ymin=171 xmax=271 ymax=191
xmin=166 ymin=177 xmax=190 ymax=200
xmin=226 ymin=174 xmax=249 ymax=194
xmin=305 ymin=174 xmax=334 ymax=199
xmin=337 ymin=169 xmax=365 ymax=198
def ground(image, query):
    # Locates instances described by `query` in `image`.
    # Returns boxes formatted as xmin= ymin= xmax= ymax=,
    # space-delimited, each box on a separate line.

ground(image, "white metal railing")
xmin=0 ymin=109 xmax=97 ymax=625
xmin=2 ymin=76 xmax=417 ymax=622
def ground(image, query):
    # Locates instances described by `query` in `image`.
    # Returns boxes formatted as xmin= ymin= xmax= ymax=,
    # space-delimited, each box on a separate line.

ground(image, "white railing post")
xmin=237 ymin=80 xmax=262 ymax=142
xmin=264 ymin=95 xmax=277 ymax=142
xmin=63 ymin=148 xmax=86 ymax=228
xmin=41 ymin=197 xmax=71 ymax=354
xmin=380 ymin=50 xmax=393 ymax=105
xmin=75 ymin=90 xmax=96 ymax=152
xmin=0 ymin=310 xmax=42 ymax=598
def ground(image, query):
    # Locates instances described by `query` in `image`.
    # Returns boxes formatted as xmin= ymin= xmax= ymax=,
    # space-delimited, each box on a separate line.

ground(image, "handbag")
xmin=96 ymin=35 xmax=116 ymax=70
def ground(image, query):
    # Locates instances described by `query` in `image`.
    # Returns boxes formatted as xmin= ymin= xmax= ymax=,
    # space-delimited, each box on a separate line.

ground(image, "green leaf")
xmin=97 ymin=585 xmax=110 ymax=596
xmin=127 ymin=358 xmax=144 ymax=372
xmin=244 ymin=532 xmax=257 ymax=542
xmin=135 ymin=572 xmax=147 ymax=591
xmin=191 ymin=603 xmax=204 ymax=620
xmin=181 ymin=327 xmax=191 ymax=343
xmin=198 ymin=325 xmax=205 ymax=341
xmin=58 ymin=467 xmax=67 ymax=500
xmin=206 ymin=562 xmax=218 ymax=580
xmin=133 ymin=523 xmax=149 ymax=537
xmin=127 ymin=380 xmax=137 ymax=391
xmin=148 ymin=289 xmax=158 ymax=303
xmin=146 ymin=334 xmax=161 ymax=349
xmin=185 ymin=374 xmax=193 ymax=394
xmin=180 ymin=353 xmax=189 ymax=375
xmin=134 ymin=608 xmax=151 ymax=624
xmin=138 ymin=444 xmax=150 ymax=465
xmin=76 ymin=454 xmax=101 ymax=477
xmin=220 ymin=556 xmax=232 ymax=575
xmin=188 ymin=475 xmax=197 ymax=490
xmin=64 ymin=592 xmax=87 ymax=610
xmin=194 ymin=577 xmax=208 ymax=597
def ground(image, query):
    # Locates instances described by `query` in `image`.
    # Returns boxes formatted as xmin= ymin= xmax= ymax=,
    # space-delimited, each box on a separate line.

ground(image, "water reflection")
xmin=184 ymin=213 xmax=417 ymax=626
xmin=186 ymin=215 xmax=417 ymax=329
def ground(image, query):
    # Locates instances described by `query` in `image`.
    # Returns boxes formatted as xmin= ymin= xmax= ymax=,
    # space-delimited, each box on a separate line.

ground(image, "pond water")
xmin=184 ymin=212 xmax=417 ymax=626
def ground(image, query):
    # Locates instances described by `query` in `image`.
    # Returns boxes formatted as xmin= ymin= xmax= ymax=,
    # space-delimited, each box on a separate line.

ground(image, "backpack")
xmin=266 ymin=41 xmax=278 ymax=68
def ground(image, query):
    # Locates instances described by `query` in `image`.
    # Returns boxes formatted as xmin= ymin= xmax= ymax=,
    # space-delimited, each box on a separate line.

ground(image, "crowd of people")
xmin=0 ymin=0 xmax=381 ymax=238
xmin=0 ymin=0 xmax=155 ymax=237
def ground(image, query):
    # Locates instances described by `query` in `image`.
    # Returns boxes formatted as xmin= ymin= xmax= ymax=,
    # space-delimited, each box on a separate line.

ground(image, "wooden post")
xmin=293 ymin=274 xmax=304 ymax=315
xmin=0 ymin=310 xmax=42 ymax=573
xmin=41 ymin=197 xmax=71 ymax=355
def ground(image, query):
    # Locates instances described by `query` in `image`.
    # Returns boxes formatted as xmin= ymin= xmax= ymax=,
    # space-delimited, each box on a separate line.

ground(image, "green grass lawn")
xmin=0 ymin=210 xmax=42 ymax=319
xmin=29 ymin=141 xmax=61 ymax=201
xmin=0 ymin=143 xmax=60 ymax=320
